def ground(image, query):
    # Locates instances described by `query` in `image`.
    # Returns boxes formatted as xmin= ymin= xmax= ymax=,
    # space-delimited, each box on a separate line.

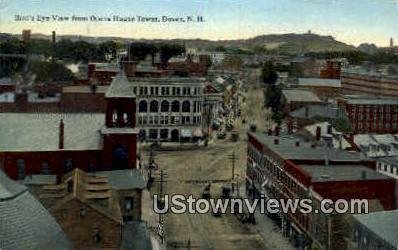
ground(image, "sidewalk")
xmin=142 ymin=189 xmax=166 ymax=250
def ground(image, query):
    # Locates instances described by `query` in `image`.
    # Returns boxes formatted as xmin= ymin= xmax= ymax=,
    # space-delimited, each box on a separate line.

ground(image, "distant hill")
xmin=1 ymin=32 xmax=357 ymax=55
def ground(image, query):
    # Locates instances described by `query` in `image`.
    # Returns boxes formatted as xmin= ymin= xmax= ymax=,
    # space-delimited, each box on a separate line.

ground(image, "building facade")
xmin=132 ymin=77 xmax=205 ymax=142
xmin=338 ymin=98 xmax=398 ymax=134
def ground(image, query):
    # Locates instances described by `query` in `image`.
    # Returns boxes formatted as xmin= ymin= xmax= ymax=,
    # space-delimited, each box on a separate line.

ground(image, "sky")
xmin=0 ymin=0 xmax=397 ymax=46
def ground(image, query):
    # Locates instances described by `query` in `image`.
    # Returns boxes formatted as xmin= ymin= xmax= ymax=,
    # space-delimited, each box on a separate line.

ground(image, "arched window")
xmin=161 ymin=100 xmax=170 ymax=112
xmin=182 ymin=100 xmax=191 ymax=112
xmin=171 ymin=100 xmax=180 ymax=112
xmin=150 ymin=100 xmax=159 ymax=112
xmin=139 ymin=100 xmax=148 ymax=112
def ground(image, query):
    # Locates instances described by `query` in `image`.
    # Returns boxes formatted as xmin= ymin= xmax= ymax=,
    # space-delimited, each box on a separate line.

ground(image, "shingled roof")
xmin=0 ymin=170 xmax=71 ymax=250
xmin=105 ymin=72 xmax=136 ymax=98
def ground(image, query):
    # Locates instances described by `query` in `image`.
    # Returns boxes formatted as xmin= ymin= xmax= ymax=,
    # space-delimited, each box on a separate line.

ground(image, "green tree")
xmin=30 ymin=61 xmax=74 ymax=82
xmin=261 ymin=61 xmax=278 ymax=85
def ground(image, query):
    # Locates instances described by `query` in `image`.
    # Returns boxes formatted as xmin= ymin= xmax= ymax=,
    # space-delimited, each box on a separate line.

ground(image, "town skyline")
xmin=1 ymin=0 xmax=397 ymax=47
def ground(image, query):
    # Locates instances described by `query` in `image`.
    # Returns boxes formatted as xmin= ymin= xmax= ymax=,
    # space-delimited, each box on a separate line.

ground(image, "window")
xmin=16 ymin=159 xmax=25 ymax=180
xmin=161 ymin=100 xmax=170 ymax=112
xmin=125 ymin=197 xmax=134 ymax=212
xmin=64 ymin=159 xmax=73 ymax=173
xmin=80 ymin=207 xmax=86 ymax=217
xmin=182 ymin=101 xmax=191 ymax=112
xmin=149 ymin=129 xmax=158 ymax=139
xmin=41 ymin=162 xmax=50 ymax=174
xmin=171 ymin=100 xmax=180 ymax=112
xmin=139 ymin=100 xmax=148 ymax=112
xmin=160 ymin=129 xmax=168 ymax=139
xmin=94 ymin=228 xmax=101 ymax=244
xmin=67 ymin=180 xmax=73 ymax=193
xmin=150 ymin=100 xmax=159 ymax=112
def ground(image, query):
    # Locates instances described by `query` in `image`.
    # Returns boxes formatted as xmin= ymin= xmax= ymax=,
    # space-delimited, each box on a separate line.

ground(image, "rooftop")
xmin=249 ymin=132 xmax=362 ymax=162
xmin=94 ymin=169 xmax=146 ymax=190
xmin=353 ymin=209 xmax=398 ymax=246
xmin=289 ymin=104 xmax=346 ymax=120
xmin=297 ymin=78 xmax=341 ymax=88
xmin=62 ymin=85 xmax=108 ymax=94
xmin=122 ymin=222 xmax=152 ymax=250
xmin=127 ymin=76 xmax=206 ymax=85
xmin=28 ymin=92 xmax=61 ymax=103
xmin=344 ymin=98 xmax=398 ymax=105
xmin=282 ymin=89 xmax=322 ymax=103
xmin=0 ymin=113 xmax=104 ymax=152
xmin=106 ymin=72 xmax=136 ymax=98
xmin=0 ymin=170 xmax=71 ymax=249
xmin=300 ymin=165 xmax=389 ymax=182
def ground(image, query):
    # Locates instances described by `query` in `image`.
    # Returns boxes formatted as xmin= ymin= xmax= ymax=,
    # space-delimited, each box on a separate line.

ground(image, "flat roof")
xmin=249 ymin=132 xmax=362 ymax=161
xmin=298 ymin=78 xmax=341 ymax=88
xmin=282 ymin=89 xmax=322 ymax=103
xmin=94 ymin=170 xmax=146 ymax=190
xmin=300 ymin=165 xmax=389 ymax=182
xmin=345 ymin=98 xmax=398 ymax=105
xmin=353 ymin=209 xmax=398 ymax=246
xmin=0 ymin=113 xmax=104 ymax=152
xmin=62 ymin=85 xmax=108 ymax=94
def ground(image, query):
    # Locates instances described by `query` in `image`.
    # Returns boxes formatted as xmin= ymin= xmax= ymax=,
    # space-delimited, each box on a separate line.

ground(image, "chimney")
xmin=274 ymin=139 xmax=279 ymax=145
xmin=275 ymin=126 xmax=280 ymax=137
xmin=267 ymin=129 xmax=272 ymax=136
xmin=305 ymin=106 xmax=309 ymax=118
xmin=90 ymin=84 xmax=97 ymax=94
xmin=316 ymin=126 xmax=321 ymax=141
xmin=327 ymin=124 xmax=333 ymax=134
xmin=59 ymin=119 xmax=64 ymax=149
xmin=52 ymin=31 xmax=56 ymax=44
xmin=295 ymin=141 xmax=300 ymax=147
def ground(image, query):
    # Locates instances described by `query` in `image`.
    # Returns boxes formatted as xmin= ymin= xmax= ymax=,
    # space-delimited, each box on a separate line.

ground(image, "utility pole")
xmin=229 ymin=151 xmax=237 ymax=180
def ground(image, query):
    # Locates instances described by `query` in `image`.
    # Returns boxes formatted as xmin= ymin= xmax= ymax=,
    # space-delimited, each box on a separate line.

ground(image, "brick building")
xmin=246 ymin=131 xmax=397 ymax=249
xmin=338 ymin=98 xmax=398 ymax=133
xmin=0 ymin=73 xmax=138 ymax=180
xmin=341 ymin=68 xmax=398 ymax=97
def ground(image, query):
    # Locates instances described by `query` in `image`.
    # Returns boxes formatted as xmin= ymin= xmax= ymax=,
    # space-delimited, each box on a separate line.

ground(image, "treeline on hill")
xmin=305 ymin=50 xmax=398 ymax=65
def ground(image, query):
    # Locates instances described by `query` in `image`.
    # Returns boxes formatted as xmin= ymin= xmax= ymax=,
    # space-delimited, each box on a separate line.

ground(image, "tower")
xmin=101 ymin=72 xmax=138 ymax=170
xmin=390 ymin=37 xmax=394 ymax=47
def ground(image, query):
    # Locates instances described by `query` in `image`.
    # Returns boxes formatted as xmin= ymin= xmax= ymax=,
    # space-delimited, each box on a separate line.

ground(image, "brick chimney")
xmin=59 ymin=119 xmax=64 ymax=149
xmin=316 ymin=126 xmax=321 ymax=141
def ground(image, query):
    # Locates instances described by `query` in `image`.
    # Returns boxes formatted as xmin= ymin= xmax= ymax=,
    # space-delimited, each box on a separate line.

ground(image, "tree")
xmin=158 ymin=43 xmax=185 ymax=63
xmin=29 ymin=61 xmax=74 ymax=82
xmin=221 ymin=55 xmax=243 ymax=70
xmin=261 ymin=61 xmax=278 ymax=85
xmin=128 ymin=42 xmax=157 ymax=61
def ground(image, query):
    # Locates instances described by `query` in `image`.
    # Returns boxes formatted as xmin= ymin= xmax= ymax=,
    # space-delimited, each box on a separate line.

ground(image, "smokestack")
xmin=52 ymin=31 xmax=56 ymax=44
xmin=59 ymin=119 xmax=64 ymax=149
xmin=316 ymin=126 xmax=321 ymax=141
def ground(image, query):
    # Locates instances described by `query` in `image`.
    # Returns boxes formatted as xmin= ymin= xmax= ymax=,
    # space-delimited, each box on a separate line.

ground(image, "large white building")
xmin=130 ymin=77 xmax=206 ymax=142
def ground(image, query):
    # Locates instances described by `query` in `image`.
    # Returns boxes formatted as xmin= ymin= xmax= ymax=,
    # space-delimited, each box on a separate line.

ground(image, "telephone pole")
xmin=229 ymin=151 xmax=237 ymax=180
